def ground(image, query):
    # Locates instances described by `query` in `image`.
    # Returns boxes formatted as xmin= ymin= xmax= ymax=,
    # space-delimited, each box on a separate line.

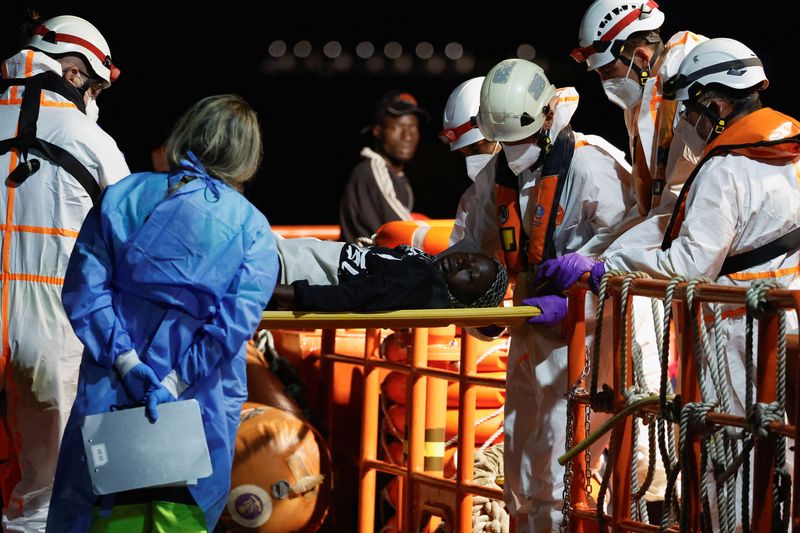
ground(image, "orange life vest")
xmin=662 ymin=107 xmax=800 ymax=249
xmin=495 ymin=126 xmax=575 ymax=274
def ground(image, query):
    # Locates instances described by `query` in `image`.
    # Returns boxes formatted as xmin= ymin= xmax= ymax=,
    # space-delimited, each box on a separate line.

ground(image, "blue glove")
xmin=120 ymin=363 xmax=160 ymax=403
xmin=522 ymin=295 xmax=568 ymax=327
xmin=588 ymin=261 xmax=607 ymax=295
xmin=145 ymin=385 xmax=177 ymax=423
xmin=536 ymin=253 xmax=595 ymax=293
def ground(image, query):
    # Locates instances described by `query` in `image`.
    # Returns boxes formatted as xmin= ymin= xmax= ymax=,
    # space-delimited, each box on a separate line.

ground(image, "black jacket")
xmin=292 ymin=245 xmax=449 ymax=311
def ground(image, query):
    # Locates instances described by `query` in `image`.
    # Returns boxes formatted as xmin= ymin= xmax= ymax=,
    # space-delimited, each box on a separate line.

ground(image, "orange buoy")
xmin=384 ymin=404 xmax=503 ymax=445
xmin=381 ymin=331 xmax=509 ymax=372
xmin=373 ymin=219 xmax=455 ymax=255
xmin=381 ymin=371 xmax=506 ymax=408
xmin=221 ymin=403 xmax=332 ymax=532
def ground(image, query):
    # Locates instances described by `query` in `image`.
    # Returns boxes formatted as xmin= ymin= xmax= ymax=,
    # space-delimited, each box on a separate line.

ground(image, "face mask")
xmin=601 ymin=52 xmax=645 ymax=110
xmin=502 ymin=142 xmax=542 ymax=175
xmin=602 ymin=77 xmax=643 ymax=110
xmin=85 ymin=99 xmax=100 ymax=123
xmin=464 ymin=153 xmax=493 ymax=181
xmin=674 ymin=116 xmax=711 ymax=157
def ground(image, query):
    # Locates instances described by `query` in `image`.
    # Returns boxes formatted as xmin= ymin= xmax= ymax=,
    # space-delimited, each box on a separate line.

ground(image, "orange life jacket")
xmin=495 ymin=126 xmax=575 ymax=274
xmin=662 ymin=107 xmax=800 ymax=249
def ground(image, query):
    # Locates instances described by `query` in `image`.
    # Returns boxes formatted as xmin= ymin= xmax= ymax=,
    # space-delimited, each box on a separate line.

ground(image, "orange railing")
xmin=563 ymin=277 xmax=800 ymax=532
xmin=260 ymin=308 xmax=535 ymax=532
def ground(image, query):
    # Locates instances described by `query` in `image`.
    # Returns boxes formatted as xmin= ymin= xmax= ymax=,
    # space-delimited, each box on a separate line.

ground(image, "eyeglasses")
xmin=438 ymin=116 xmax=478 ymax=144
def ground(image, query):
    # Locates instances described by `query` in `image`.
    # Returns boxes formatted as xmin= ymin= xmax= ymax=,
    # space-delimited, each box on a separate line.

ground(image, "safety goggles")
xmin=570 ymin=0 xmax=660 ymax=64
xmin=438 ymin=117 xmax=477 ymax=144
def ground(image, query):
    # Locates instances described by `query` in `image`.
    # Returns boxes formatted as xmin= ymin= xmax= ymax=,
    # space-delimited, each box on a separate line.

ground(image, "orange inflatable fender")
xmin=373 ymin=219 xmax=455 ymax=255
xmin=221 ymin=403 xmax=332 ymax=532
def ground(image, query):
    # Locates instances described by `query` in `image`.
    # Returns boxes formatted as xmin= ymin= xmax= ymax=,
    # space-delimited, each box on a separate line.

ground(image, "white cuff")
xmin=161 ymin=370 xmax=189 ymax=399
xmin=114 ymin=349 xmax=141 ymax=376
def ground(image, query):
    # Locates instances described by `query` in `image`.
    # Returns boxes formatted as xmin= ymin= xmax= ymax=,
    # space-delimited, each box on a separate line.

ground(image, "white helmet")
xmin=477 ymin=59 xmax=556 ymax=143
xmin=440 ymin=77 xmax=485 ymax=151
xmin=572 ymin=0 xmax=664 ymax=70
xmin=663 ymin=38 xmax=768 ymax=102
xmin=27 ymin=15 xmax=119 ymax=88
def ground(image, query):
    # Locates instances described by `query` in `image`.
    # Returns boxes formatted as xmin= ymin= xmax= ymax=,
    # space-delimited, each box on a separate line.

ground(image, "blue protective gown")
xmin=47 ymin=165 xmax=279 ymax=531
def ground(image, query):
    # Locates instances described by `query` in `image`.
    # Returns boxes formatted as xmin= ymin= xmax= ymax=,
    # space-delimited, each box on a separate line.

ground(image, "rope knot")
xmin=749 ymin=401 xmax=783 ymax=438
xmin=746 ymin=280 xmax=778 ymax=319
xmin=681 ymin=401 xmax=716 ymax=434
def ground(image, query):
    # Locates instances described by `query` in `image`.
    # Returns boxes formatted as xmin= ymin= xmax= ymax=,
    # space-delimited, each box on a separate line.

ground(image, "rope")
xmin=472 ymin=444 xmax=510 ymax=533
xmin=685 ymin=279 xmax=738 ymax=533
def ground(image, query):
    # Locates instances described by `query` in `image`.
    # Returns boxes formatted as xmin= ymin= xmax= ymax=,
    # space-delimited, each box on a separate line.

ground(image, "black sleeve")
xmin=292 ymin=272 xmax=448 ymax=311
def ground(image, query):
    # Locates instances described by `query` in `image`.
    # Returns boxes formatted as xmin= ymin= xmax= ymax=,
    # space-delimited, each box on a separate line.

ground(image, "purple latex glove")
xmin=522 ymin=295 xmax=568 ymax=327
xmin=535 ymin=252 xmax=595 ymax=293
xmin=144 ymin=385 xmax=177 ymax=422
xmin=588 ymin=261 xmax=606 ymax=295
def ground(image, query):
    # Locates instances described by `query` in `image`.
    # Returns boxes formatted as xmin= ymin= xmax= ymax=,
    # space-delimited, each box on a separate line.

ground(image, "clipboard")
xmin=81 ymin=399 xmax=213 ymax=495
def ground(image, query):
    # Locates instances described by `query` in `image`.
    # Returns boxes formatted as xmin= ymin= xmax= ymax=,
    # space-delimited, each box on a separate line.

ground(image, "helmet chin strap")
xmin=618 ymin=42 xmax=663 ymax=87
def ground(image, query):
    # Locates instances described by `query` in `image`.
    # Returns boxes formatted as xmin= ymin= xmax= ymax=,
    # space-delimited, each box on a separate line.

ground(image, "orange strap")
xmin=496 ymin=183 xmax=526 ymax=275
xmin=665 ymin=108 xmax=800 ymax=246
xmin=528 ymin=175 xmax=559 ymax=265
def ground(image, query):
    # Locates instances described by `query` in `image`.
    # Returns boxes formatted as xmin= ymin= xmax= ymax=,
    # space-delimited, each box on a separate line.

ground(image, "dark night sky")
xmin=2 ymin=3 xmax=797 ymax=226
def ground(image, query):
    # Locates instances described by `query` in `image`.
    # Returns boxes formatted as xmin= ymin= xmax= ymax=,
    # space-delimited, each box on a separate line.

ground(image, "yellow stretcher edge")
xmin=260 ymin=306 xmax=540 ymax=329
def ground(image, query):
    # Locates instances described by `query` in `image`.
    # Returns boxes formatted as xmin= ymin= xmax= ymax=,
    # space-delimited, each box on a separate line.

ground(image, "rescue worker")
xmin=539 ymin=38 xmax=800 ymax=528
xmin=444 ymin=58 xmax=637 ymax=531
xmin=571 ymin=0 xmax=707 ymax=252
xmin=270 ymin=238 xmax=508 ymax=311
xmin=47 ymin=94 xmax=278 ymax=531
xmin=0 ymin=15 xmax=129 ymax=532
xmin=438 ymin=77 xmax=501 ymax=247
xmin=339 ymin=91 xmax=428 ymax=243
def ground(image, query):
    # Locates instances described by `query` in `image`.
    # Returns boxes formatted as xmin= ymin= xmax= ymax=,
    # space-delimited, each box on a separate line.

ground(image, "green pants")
xmin=91 ymin=501 xmax=207 ymax=533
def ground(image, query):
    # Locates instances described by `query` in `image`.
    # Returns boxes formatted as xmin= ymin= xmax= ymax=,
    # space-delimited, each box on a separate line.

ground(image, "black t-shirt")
xmin=292 ymin=245 xmax=449 ymax=311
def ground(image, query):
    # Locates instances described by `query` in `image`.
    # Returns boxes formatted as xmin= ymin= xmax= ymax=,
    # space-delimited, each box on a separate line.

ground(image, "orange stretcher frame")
xmin=261 ymin=307 xmax=537 ymax=532
xmin=563 ymin=278 xmax=800 ymax=533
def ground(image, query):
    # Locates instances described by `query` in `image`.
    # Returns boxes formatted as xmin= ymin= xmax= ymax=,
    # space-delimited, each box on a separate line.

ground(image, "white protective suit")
xmin=604 ymin=134 xmax=800 ymax=414
xmin=0 ymin=50 xmax=129 ymax=532
xmin=582 ymin=31 xmax=708 ymax=256
xmin=603 ymin=110 xmax=800 ymax=529
xmin=447 ymin=88 xmax=661 ymax=531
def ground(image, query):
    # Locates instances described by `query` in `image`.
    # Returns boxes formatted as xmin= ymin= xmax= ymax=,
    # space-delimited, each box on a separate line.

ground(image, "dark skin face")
xmin=373 ymin=114 xmax=420 ymax=174
xmin=437 ymin=252 xmax=497 ymax=306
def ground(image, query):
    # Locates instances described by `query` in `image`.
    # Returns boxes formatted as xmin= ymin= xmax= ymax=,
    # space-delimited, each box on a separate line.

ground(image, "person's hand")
xmin=120 ymin=363 xmax=160 ymax=403
xmin=535 ymin=253 xmax=595 ymax=293
xmin=144 ymin=385 xmax=177 ymax=422
xmin=588 ymin=261 xmax=607 ymax=295
xmin=522 ymin=295 xmax=568 ymax=327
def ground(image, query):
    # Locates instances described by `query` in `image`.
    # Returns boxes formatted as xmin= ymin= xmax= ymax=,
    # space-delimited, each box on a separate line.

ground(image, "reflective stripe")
xmin=0 ymin=273 xmax=64 ymax=285
xmin=425 ymin=440 xmax=445 ymax=457
xmin=0 ymin=225 xmax=80 ymax=238
xmin=726 ymin=264 xmax=800 ymax=281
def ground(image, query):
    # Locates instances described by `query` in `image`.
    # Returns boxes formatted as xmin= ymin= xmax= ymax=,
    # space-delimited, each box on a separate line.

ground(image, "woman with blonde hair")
xmin=47 ymin=94 xmax=279 ymax=531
